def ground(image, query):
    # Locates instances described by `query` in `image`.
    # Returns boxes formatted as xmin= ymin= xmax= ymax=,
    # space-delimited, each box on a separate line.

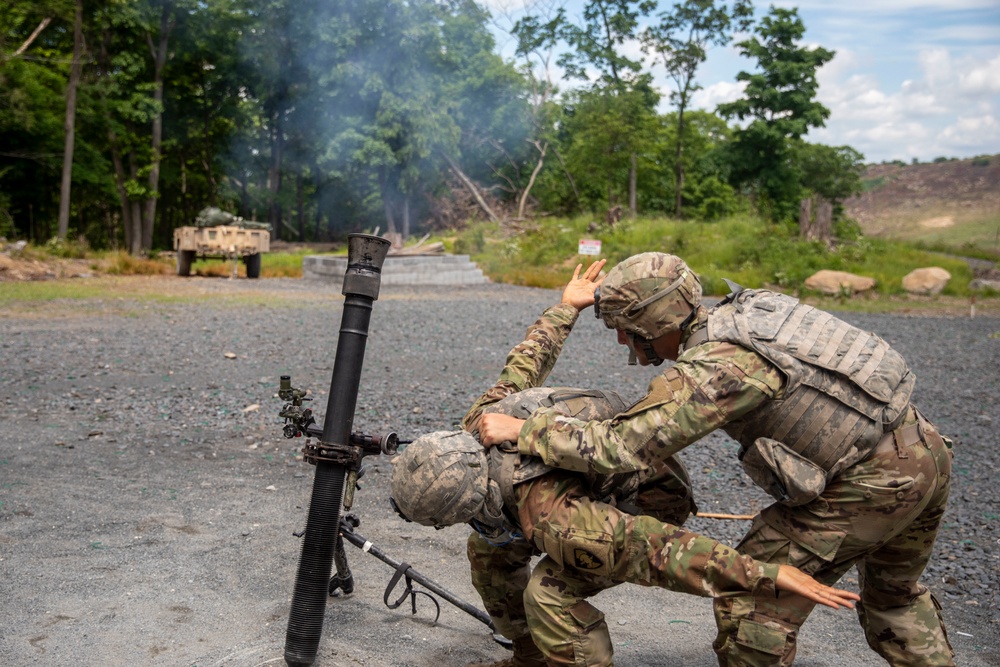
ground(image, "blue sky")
xmin=483 ymin=0 xmax=1000 ymax=164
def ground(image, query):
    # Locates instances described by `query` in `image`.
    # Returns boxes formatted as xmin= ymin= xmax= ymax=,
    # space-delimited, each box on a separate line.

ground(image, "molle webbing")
xmin=707 ymin=290 xmax=914 ymax=474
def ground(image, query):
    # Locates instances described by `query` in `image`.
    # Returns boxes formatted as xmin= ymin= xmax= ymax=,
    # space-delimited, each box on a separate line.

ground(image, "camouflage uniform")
xmin=518 ymin=293 xmax=954 ymax=666
xmin=463 ymin=303 xmax=787 ymax=667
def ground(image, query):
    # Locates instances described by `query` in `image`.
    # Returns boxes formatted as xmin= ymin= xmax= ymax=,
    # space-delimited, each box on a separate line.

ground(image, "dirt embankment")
xmin=844 ymin=156 xmax=1000 ymax=236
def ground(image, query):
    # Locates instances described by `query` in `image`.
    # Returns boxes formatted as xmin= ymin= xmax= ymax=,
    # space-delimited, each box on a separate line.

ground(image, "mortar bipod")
xmin=331 ymin=515 xmax=512 ymax=649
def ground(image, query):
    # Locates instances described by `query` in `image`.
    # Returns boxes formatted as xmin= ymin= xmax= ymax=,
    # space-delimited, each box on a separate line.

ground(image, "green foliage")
xmin=43 ymin=236 xmax=89 ymax=259
xmin=795 ymin=142 xmax=864 ymax=203
xmin=862 ymin=176 xmax=886 ymax=192
xmin=461 ymin=214 xmax=980 ymax=299
xmin=718 ymin=7 xmax=835 ymax=222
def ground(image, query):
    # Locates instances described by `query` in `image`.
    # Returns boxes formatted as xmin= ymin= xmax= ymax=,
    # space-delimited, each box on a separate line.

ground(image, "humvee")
xmin=173 ymin=207 xmax=271 ymax=278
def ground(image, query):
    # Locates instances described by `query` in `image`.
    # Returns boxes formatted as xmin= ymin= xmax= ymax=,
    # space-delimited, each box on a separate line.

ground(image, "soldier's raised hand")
xmin=561 ymin=259 xmax=606 ymax=312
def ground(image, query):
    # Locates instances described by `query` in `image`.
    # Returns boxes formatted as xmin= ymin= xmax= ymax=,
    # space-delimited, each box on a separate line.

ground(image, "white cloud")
xmin=960 ymin=54 xmax=1000 ymax=94
xmin=939 ymin=114 xmax=1000 ymax=152
xmin=807 ymin=45 xmax=1000 ymax=161
xmin=776 ymin=0 xmax=998 ymax=12
xmin=918 ymin=48 xmax=952 ymax=89
xmin=691 ymin=80 xmax=747 ymax=111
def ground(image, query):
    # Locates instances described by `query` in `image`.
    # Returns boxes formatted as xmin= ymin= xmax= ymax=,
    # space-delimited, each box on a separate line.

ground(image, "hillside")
xmin=844 ymin=155 xmax=1000 ymax=256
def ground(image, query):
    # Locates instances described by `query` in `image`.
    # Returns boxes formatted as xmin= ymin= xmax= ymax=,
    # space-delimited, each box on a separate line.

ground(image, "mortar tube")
xmin=283 ymin=235 xmax=390 ymax=667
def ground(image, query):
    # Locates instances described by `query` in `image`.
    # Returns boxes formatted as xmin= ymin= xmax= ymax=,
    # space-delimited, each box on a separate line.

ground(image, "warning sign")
xmin=578 ymin=239 xmax=602 ymax=256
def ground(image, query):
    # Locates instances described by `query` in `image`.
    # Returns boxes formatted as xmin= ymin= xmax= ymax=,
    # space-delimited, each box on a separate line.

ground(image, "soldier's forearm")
xmin=462 ymin=303 xmax=578 ymax=433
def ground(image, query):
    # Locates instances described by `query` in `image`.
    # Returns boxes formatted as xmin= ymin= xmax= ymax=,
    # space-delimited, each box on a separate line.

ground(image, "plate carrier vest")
xmin=688 ymin=288 xmax=914 ymax=480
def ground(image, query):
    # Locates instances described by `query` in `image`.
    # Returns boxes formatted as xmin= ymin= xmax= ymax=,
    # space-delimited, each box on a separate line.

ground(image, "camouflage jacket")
xmin=463 ymin=303 xmax=580 ymax=436
xmin=517 ymin=309 xmax=785 ymax=475
xmin=518 ymin=292 xmax=916 ymax=500
xmin=461 ymin=304 xmax=644 ymax=532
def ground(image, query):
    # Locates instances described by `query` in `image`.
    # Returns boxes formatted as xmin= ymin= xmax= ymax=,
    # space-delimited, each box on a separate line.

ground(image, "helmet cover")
xmin=390 ymin=430 xmax=488 ymax=527
xmin=597 ymin=253 xmax=702 ymax=339
xmin=483 ymin=387 xmax=627 ymax=422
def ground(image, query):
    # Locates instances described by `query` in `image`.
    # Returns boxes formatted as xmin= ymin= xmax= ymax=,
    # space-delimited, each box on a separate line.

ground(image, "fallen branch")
xmin=14 ymin=18 xmax=53 ymax=57
xmin=696 ymin=512 xmax=756 ymax=521
xmin=442 ymin=153 xmax=500 ymax=223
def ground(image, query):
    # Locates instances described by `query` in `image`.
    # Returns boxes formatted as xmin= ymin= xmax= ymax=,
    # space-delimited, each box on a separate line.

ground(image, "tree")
xmin=642 ymin=109 xmax=737 ymax=219
xmin=556 ymin=0 xmax=657 ymax=215
xmin=57 ymin=0 xmax=83 ymax=239
xmin=717 ymin=6 xmax=833 ymax=222
xmin=560 ymin=83 xmax=658 ymax=215
xmin=505 ymin=2 xmax=565 ymax=218
xmin=642 ymin=0 xmax=752 ymax=218
xmin=1 ymin=0 xmax=78 ymax=242
xmin=795 ymin=141 xmax=863 ymax=241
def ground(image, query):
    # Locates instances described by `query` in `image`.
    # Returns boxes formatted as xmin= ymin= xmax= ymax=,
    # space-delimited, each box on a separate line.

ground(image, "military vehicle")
xmin=173 ymin=207 xmax=271 ymax=278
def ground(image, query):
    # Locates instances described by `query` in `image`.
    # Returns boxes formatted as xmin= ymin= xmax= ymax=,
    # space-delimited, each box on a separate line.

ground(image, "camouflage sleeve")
xmin=651 ymin=524 xmax=782 ymax=598
xmin=462 ymin=303 xmax=579 ymax=435
xmin=516 ymin=341 xmax=785 ymax=474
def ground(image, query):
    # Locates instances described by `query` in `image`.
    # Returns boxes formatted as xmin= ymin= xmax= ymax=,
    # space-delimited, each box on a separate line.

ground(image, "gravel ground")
xmin=0 ymin=276 xmax=997 ymax=667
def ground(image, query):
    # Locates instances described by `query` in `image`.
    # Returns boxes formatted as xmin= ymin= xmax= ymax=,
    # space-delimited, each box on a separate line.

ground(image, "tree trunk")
xmin=799 ymin=198 xmax=813 ymax=238
xmin=517 ymin=140 xmax=547 ymax=220
xmin=401 ymin=194 xmax=410 ymax=240
xmin=268 ymin=113 xmax=284 ymax=240
xmin=816 ymin=199 xmax=833 ymax=242
xmin=57 ymin=0 xmax=84 ymax=240
xmin=296 ymin=168 xmax=304 ymax=241
xmin=674 ymin=104 xmax=686 ymax=219
xmin=628 ymin=153 xmax=637 ymax=216
xmin=142 ymin=1 xmax=173 ymax=254
xmin=107 ymin=133 xmax=132 ymax=252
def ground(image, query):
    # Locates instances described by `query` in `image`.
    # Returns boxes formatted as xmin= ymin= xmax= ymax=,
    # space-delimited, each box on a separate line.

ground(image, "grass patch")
xmin=460 ymin=214 xmax=986 ymax=299
xmin=3 ymin=221 xmax=996 ymax=316
xmin=97 ymin=251 xmax=173 ymax=276
xmin=862 ymin=204 xmax=1000 ymax=259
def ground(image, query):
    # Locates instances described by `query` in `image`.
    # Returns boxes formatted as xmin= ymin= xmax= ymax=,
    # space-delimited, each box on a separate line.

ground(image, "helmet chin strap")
xmin=626 ymin=332 xmax=664 ymax=366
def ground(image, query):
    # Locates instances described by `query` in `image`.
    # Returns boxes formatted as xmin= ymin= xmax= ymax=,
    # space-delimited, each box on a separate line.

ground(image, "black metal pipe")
xmin=338 ymin=523 xmax=497 ymax=631
xmin=284 ymin=235 xmax=390 ymax=667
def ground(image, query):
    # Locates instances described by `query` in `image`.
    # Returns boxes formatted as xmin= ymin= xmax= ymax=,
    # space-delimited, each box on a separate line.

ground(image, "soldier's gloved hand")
xmin=561 ymin=259 xmax=606 ymax=311
xmin=479 ymin=413 xmax=525 ymax=449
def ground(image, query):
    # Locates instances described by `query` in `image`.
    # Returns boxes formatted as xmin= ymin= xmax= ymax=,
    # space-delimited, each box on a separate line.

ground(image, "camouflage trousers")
xmin=469 ymin=456 xmax=787 ymax=667
xmin=714 ymin=410 xmax=955 ymax=667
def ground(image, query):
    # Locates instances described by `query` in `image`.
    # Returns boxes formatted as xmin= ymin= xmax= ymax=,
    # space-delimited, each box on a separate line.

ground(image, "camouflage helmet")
xmin=482 ymin=387 xmax=627 ymax=422
xmin=390 ymin=430 xmax=488 ymax=528
xmin=596 ymin=252 xmax=702 ymax=340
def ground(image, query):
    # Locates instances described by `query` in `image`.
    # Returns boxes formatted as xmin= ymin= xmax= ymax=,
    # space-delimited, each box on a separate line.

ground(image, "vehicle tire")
xmin=245 ymin=252 xmax=262 ymax=279
xmin=177 ymin=250 xmax=195 ymax=277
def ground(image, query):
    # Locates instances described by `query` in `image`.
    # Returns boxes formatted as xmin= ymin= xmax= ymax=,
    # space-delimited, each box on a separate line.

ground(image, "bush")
xmin=43 ymin=236 xmax=90 ymax=259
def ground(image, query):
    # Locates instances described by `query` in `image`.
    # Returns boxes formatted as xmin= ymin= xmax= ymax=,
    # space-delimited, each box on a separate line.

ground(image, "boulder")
xmin=804 ymin=270 xmax=877 ymax=295
xmin=902 ymin=267 xmax=951 ymax=295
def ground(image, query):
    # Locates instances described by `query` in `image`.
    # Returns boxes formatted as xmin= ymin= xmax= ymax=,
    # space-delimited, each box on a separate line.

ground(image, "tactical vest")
xmin=690 ymin=288 xmax=914 ymax=482
xmin=471 ymin=387 xmax=633 ymax=539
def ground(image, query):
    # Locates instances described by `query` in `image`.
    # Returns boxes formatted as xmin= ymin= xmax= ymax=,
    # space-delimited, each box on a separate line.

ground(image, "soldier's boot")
xmin=465 ymin=636 xmax=547 ymax=667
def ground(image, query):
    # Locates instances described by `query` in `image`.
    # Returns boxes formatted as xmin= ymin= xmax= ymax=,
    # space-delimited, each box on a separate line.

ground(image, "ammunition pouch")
xmin=740 ymin=437 xmax=827 ymax=506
